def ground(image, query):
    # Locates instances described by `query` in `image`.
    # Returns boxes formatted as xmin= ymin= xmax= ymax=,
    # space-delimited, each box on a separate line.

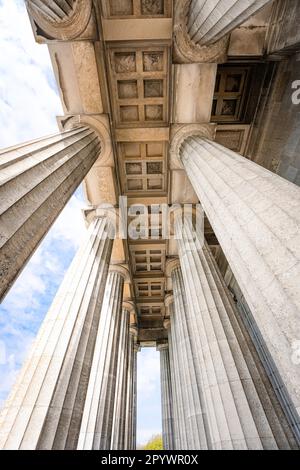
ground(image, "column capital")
xmin=170 ymin=124 xmax=216 ymax=170
xmin=130 ymin=325 xmax=138 ymax=338
xmin=57 ymin=114 xmax=113 ymax=167
xmin=109 ymin=265 xmax=131 ymax=283
xmin=157 ymin=340 xmax=169 ymax=352
xmin=164 ymin=293 xmax=174 ymax=309
xmin=26 ymin=0 xmax=95 ymax=42
xmin=83 ymin=205 xmax=120 ymax=232
xmin=122 ymin=301 xmax=136 ymax=315
xmin=173 ymin=0 xmax=229 ymax=64
xmin=165 ymin=259 xmax=180 ymax=278
xmin=163 ymin=318 xmax=171 ymax=330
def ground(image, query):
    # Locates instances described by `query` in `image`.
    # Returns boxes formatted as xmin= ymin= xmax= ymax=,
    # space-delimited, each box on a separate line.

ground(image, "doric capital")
xmin=109 ymin=265 xmax=131 ymax=283
xmin=157 ymin=340 xmax=169 ymax=352
xmin=164 ymin=293 xmax=174 ymax=309
xmin=82 ymin=205 xmax=120 ymax=232
xmin=26 ymin=0 xmax=95 ymax=42
xmin=170 ymin=124 xmax=216 ymax=170
xmin=173 ymin=0 xmax=228 ymax=64
xmin=123 ymin=301 xmax=136 ymax=315
xmin=165 ymin=259 xmax=180 ymax=278
xmin=57 ymin=114 xmax=114 ymax=167
xmin=130 ymin=324 xmax=139 ymax=337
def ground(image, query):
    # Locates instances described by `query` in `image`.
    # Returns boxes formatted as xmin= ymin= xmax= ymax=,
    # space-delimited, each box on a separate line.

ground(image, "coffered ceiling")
xmin=99 ymin=0 xmax=173 ymax=344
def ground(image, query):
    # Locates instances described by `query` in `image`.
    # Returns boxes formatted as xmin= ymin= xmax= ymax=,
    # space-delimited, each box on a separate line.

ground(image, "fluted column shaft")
xmin=130 ymin=343 xmax=138 ymax=450
xmin=28 ymin=0 xmax=77 ymax=22
xmin=0 ymin=216 xmax=113 ymax=449
xmin=168 ymin=303 xmax=189 ymax=449
xmin=174 ymin=213 xmax=298 ymax=449
xmin=188 ymin=0 xmax=271 ymax=45
xmin=0 ymin=126 xmax=100 ymax=301
xmin=171 ymin=267 xmax=210 ymax=450
xmin=77 ymin=268 xmax=126 ymax=450
xmin=123 ymin=332 xmax=135 ymax=450
xmin=180 ymin=135 xmax=300 ymax=434
xmin=111 ymin=307 xmax=130 ymax=450
xmin=158 ymin=343 xmax=175 ymax=450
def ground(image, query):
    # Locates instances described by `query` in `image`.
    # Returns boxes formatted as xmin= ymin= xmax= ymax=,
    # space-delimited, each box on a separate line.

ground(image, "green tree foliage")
xmin=143 ymin=434 xmax=163 ymax=450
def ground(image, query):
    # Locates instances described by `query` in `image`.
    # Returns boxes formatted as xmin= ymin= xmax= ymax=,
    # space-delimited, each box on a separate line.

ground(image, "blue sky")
xmin=0 ymin=0 xmax=161 ymax=446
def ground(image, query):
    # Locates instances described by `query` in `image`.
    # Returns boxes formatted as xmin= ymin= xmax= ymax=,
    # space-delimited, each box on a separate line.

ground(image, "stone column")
xmin=0 ymin=215 xmax=113 ymax=450
xmin=173 ymin=211 xmax=298 ymax=449
xmin=123 ymin=324 xmax=137 ymax=450
xmin=77 ymin=266 xmax=129 ymax=450
xmin=163 ymin=298 xmax=180 ymax=449
xmin=0 ymin=126 xmax=101 ymax=301
xmin=166 ymin=299 xmax=188 ymax=449
xmin=130 ymin=341 xmax=139 ymax=450
xmin=110 ymin=304 xmax=130 ymax=450
xmin=157 ymin=341 xmax=175 ymax=450
xmin=188 ymin=0 xmax=271 ymax=45
xmin=111 ymin=302 xmax=136 ymax=450
xmin=166 ymin=265 xmax=210 ymax=450
xmin=179 ymin=133 xmax=300 ymax=431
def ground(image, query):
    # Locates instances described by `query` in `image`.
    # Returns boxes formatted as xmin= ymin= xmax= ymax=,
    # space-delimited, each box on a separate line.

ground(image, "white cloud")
xmin=137 ymin=347 xmax=161 ymax=399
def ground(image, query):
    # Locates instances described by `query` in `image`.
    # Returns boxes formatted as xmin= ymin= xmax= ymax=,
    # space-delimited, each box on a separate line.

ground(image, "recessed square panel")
xmin=127 ymin=178 xmax=143 ymax=190
xmin=120 ymin=105 xmax=139 ymax=122
xmin=136 ymin=264 xmax=148 ymax=272
xmin=152 ymin=307 xmax=161 ymax=314
xmin=115 ymin=52 xmax=136 ymax=73
xmin=144 ymin=80 xmax=163 ymax=98
xmin=145 ymin=105 xmax=163 ymax=121
xmin=146 ymin=142 xmax=163 ymax=157
xmin=147 ymin=162 xmax=162 ymax=174
xmin=118 ymin=80 xmax=138 ymax=99
xmin=143 ymin=52 xmax=163 ymax=72
xmin=221 ymin=100 xmax=237 ymax=116
xmin=126 ymin=162 xmax=142 ymax=175
xmin=147 ymin=178 xmax=163 ymax=190
xmin=150 ymin=256 xmax=161 ymax=263
xmin=122 ymin=143 xmax=141 ymax=158
xmin=225 ymin=74 xmax=243 ymax=92
xmin=109 ymin=0 xmax=133 ymax=16
xmin=141 ymin=0 xmax=164 ymax=15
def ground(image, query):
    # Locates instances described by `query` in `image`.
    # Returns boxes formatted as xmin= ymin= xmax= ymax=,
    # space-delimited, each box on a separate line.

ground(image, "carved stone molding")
xmin=170 ymin=123 xmax=217 ymax=170
xmin=173 ymin=0 xmax=229 ymax=63
xmin=123 ymin=301 xmax=136 ymax=315
xmin=165 ymin=258 xmax=181 ymax=278
xmin=164 ymin=293 xmax=174 ymax=309
xmin=156 ymin=340 xmax=169 ymax=351
xmin=57 ymin=114 xmax=114 ymax=167
xmin=109 ymin=265 xmax=131 ymax=283
xmin=26 ymin=0 xmax=94 ymax=41
xmin=83 ymin=205 xmax=119 ymax=228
